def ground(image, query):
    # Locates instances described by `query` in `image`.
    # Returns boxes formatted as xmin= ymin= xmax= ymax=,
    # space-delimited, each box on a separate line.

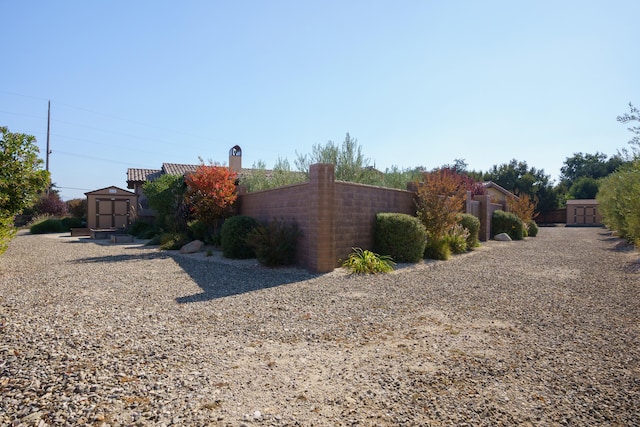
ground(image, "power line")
xmin=54 ymin=150 xmax=149 ymax=167
xmin=1 ymin=89 xmax=227 ymax=146
xmin=52 ymin=185 xmax=92 ymax=191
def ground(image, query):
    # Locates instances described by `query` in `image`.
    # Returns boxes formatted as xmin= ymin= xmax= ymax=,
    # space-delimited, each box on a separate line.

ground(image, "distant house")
xmin=126 ymin=146 xmax=252 ymax=220
xmin=482 ymin=181 xmax=518 ymax=205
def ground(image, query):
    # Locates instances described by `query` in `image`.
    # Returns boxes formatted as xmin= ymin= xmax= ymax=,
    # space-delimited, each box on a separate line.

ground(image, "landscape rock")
xmin=180 ymin=240 xmax=203 ymax=253
xmin=494 ymin=232 xmax=512 ymax=241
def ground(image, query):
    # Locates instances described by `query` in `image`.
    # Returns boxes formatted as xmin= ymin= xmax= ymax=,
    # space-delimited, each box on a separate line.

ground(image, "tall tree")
xmin=560 ymin=152 xmax=625 ymax=188
xmin=295 ymin=133 xmax=379 ymax=184
xmin=143 ymin=174 xmax=186 ymax=231
xmin=617 ymin=102 xmax=640 ymax=152
xmin=483 ymin=159 xmax=558 ymax=213
xmin=0 ymin=126 xmax=50 ymax=254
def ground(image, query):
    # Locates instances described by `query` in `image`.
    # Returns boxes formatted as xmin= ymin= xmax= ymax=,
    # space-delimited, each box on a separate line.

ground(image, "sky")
xmin=1 ymin=1 xmax=638 ymax=200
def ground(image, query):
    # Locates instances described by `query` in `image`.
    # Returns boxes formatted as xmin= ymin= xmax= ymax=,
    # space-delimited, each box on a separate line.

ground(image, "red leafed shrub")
xmin=184 ymin=164 xmax=238 ymax=231
xmin=34 ymin=192 xmax=68 ymax=217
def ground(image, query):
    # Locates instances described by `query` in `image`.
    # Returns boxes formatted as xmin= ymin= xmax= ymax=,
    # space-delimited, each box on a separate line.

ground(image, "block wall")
xmin=333 ymin=181 xmax=415 ymax=263
xmin=237 ymin=164 xmax=415 ymax=272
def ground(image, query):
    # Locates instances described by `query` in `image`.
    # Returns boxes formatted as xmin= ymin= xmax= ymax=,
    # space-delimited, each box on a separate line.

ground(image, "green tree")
xmin=568 ymin=176 xmax=600 ymax=199
xmin=143 ymin=174 xmax=186 ymax=232
xmin=380 ymin=165 xmax=423 ymax=189
xmin=295 ymin=133 xmax=380 ymax=184
xmin=483 ymin=159 xmax=558 ymax=213
xmin=0 ymin=126 xmax=50 ymax=254
xmin=239 ymin=158 xmax=305 ymax=192
xmin=560 ymin=152 xmax=625 ymax=188
xmin=617 ymin=102 xmax=640 ymax=153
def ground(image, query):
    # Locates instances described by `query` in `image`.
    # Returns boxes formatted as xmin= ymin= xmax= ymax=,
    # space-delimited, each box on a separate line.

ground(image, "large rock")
xmin=180 ymin=240 xmax=204 ymax=254
xmin=494 ymin=233 xmax=512 ymax=242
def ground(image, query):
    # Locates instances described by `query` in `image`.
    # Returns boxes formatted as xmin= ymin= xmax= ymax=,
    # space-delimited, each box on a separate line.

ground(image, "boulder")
xmin=494 ymin=233 xmax=512 ymax=242
xmin=180 ymin=240 xmax=204 ymax=254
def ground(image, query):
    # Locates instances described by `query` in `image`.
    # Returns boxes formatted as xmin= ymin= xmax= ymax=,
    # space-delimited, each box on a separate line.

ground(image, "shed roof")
xmin=85 ymin=186 xmax=136 ymax=196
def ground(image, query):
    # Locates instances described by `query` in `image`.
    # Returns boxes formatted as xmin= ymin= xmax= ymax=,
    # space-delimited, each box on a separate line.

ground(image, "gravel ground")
xmin=1 ymin=226 xmax=639 ymax=426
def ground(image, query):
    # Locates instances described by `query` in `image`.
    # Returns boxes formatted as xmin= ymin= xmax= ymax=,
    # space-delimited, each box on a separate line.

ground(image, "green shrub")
xmin=29 ymin=216 xmax=64 ymax=234
xmin=374 ymin=213 xmax=426 ymax=263
xmin=159 ymin=232 xmax=189 ymax=250
xmin=146 ymin=234 xmax=162 ymax=246
xmin=597 ymin=160 xmax=640 ymax=245
xmin=246 ymin=218 xmax=301 ymax=267
xmin=128 ymin=220 xmax=158 ymax=239
xmin=187 ymin=219 xmax=208 ymax=242
xmin=342 ymin=247 xmax=395 ymax=274
xmin=445 ymin=224 xmax=468 ymax=254
xmin=60 ymin=217 xmax=82 ymax=230
xmin=458 ymin=213 xmax=480 ymax=248
xmin=424 ymin=237 xmax=451 ymax=260
xmin=492 ymin=210 xmax=525 ymax=240
xmin=527 ymin=220 xmax=539 ymax=237
xmin=0 ymin=215 xmax=16 ymax=255
xmin=221 ymin=215 xmax=259 ymax=259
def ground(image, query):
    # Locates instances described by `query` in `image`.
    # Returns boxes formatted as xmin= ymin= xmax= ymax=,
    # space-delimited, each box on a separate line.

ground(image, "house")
xmin=482 ymin=181 xmax=519 ymax=205
xmin=126 ymin=146 xmax=250 ymax=221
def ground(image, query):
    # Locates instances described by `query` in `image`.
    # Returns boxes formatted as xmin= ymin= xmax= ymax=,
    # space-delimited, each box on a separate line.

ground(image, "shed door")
xmin=95 ymin=198 xmax=131 ymax=229
xmin=574 ymin=206 xmax=597 ymax=224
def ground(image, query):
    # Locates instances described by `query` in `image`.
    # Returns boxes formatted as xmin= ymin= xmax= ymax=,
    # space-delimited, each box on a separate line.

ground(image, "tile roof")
xmin=126 ymin=168 xmax=162 ymax=183
xmin=162 ymin=163 xmax=199 ymax=176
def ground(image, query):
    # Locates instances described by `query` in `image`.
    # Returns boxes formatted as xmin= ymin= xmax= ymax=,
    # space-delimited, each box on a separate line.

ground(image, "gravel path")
xmin=1 ymin=227 xmax=639 ymax=426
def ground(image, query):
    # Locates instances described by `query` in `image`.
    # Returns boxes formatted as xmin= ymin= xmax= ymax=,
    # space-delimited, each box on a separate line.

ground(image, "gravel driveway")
xmin=1 ymin=227 xmax=639 ymax=426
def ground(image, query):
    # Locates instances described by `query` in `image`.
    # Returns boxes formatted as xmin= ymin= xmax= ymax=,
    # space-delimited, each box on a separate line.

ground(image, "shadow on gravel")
xmin=171 ymin=256 xmax=317 ymax=303
xmin=74 ymin=250 xmax=171 ymax=264
xmin=73 ymin=250 xmax=316 ymax=301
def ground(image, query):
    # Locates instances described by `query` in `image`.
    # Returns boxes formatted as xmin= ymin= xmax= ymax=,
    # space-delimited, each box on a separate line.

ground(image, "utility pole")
xmin=46 ymin=100 xmax=51 ymax=194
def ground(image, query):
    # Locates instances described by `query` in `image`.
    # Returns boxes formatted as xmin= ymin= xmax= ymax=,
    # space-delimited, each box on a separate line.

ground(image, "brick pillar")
xmin=307 ymin=164 xmax=336 ymax=273
xmin=475 ymin=194 xmax=492 ymax=241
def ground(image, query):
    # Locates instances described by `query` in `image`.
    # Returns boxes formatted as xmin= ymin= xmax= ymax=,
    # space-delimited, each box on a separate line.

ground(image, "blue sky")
xmin=2 ymin=1 xmax=638 ymax=200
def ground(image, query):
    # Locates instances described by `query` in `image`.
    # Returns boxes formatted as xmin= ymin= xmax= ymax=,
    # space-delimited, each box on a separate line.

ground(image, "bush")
xmin=527 ymin=220 xmax=539 ymax=237
xmin=29 ymin=216 xmax=64 ymax=234
xmin=187 ymin=219 xmax=208 ymax=242
xmin=60 ymin=217 xmax=82 ymax=230
xmin=159 ymin=232 xmax=189 ymax=250
xmin=187 ymin=219 xmax=219 ymax=245
xmin=342 ymin=247 xmax=395 ymax=274
xmin=458 ymin=213 xmax=480 ymax=248
xmin=597 ymin=161 xmax=640 ymax=245
xmin=0 ymin=215 xmax=16 ymax=255
xmin=221 ymin=215 xmax=259 ymax=259
xmin=128 ymin=220 xmax=158 ymax=239
xmin=492 ymin=210 xmax=525 ymax=240
xmin=33 ymin=193 xmax=68 ymax=217
xmin=246 ymin=218 xmax=301 ymax=266
xmin=445 ymin=224 xmax=469 ymax=254
xmin=424 ymin=237 xmax=451 ymax=260
xmin=374 ymin=213 xmax=426 ymax=263
xmin=66 ymin=198 xmax=87 ymax=219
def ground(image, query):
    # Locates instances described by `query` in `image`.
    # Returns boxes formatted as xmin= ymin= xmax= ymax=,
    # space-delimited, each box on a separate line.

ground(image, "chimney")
xmin=229 ymin=145 xmax=242 ymax=173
